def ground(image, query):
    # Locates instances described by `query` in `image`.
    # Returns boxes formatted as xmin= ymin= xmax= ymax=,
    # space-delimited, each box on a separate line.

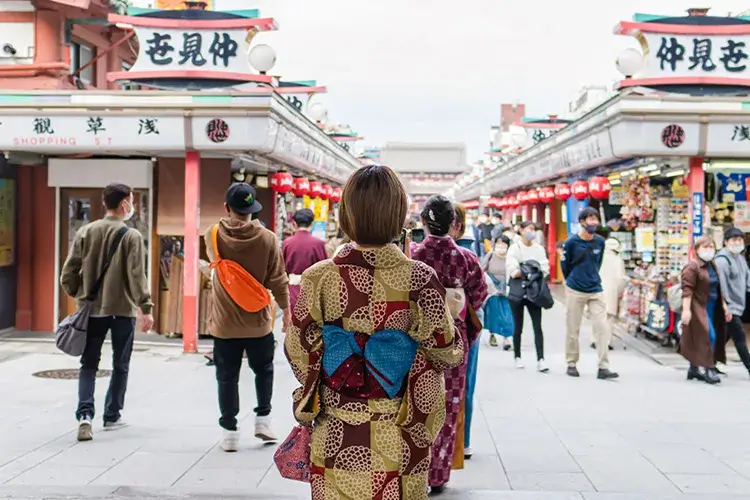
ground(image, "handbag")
xmin=274 ymin=424 xmax=312 ymax=482
xmin=55 ymin=226 xmax=129 ymax=356
xmin=646 ymin=283 xmax=671 ymax=333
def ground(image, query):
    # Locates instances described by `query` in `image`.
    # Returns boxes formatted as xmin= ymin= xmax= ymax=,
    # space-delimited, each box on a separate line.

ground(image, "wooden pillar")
xmin=687 ymin=157 xmax=705 ymax=259
xmin=546 ymin=203 xmax=557 ymax=281
xmin=183 ymin=152 xmax=200 ymax=353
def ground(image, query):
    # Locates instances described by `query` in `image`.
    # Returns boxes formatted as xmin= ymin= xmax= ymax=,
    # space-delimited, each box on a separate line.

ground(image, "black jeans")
xmin=727 ymin=315 xmax=750 ymax=373
xmin=214 ymin=334 xmax=275 ymax=431
xmin=76 ymin=316 xmax=135 ymax=423
xmin=510 ymin=299 xmax=544 ymax=361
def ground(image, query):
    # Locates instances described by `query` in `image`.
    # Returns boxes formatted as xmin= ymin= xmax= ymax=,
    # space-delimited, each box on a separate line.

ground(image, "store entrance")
xmin=58 ymin=188 xmax=150 ymax=321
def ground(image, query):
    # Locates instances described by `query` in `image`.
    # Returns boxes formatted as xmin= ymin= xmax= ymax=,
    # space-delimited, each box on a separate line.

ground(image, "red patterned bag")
xmin=273 ymin=425 xmax=312 ymax=482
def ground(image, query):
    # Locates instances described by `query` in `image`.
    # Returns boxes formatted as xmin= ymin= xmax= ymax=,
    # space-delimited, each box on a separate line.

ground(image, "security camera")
xmin=2 ymin=43 xmax=16 ymax=56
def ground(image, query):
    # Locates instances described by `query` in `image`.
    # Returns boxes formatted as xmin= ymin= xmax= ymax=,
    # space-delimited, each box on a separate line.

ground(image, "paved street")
xmin=2 ymin=302 xmax=750 ymax=500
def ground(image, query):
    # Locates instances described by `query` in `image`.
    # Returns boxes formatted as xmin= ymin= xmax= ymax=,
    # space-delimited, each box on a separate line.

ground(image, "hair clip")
xmin=429 ymin=210 xmax=435 ymax=221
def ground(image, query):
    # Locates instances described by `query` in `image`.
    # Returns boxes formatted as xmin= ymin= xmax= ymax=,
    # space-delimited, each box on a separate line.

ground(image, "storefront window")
xmin=69 ymin=42 xmax=95 ymax=85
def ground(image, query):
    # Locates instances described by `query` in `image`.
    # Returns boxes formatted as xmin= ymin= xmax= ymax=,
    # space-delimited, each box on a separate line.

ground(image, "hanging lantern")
xmin=309 ymin=181 xmax=323 ymax=198
xmin=571 ymin=180 xmax=589 ymax=200
xmin=320 ymin=184 xmax=332 ymax=200
xmin=507 ymin=194 xmax=518 ymax=208
xmin=292 ymin=177 xmax=310 ymax=197
xmin=329 ymin=187 xmax=342 ymax=203
xmin=527 ymin=189 xmax=540 ymax=204
xmin=490 ymin=197 xmax=502 ymax=209
xmin=589 ymin=176 xmax=612 ymax=199
xmin=517 ymin=191 xmax=529 ymax=205
xmin=554 ymin=183 xmax=571 ymax=201
xmin=539 ymin=187 xmax=555 ymax=204
xmin=498 ymin=197 xmax=507 ymax=209
xmin=271 ymin=171 xmax=293 ymax=193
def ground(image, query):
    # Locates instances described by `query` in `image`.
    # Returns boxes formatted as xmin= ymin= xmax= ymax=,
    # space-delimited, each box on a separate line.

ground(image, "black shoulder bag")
xmin=55 ymin=226 xmax=129 ymax=356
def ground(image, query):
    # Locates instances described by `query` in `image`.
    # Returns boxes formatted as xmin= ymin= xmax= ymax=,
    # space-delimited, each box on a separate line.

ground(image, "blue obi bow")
xmin=322 ymin=325 xmax=418 ymax=399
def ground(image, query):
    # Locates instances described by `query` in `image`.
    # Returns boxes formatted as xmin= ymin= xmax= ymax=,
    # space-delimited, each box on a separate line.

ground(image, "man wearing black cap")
xmin=715 ymin=227 xmax=750 ymax=377
xmin=206 ymin=182 xmax=290 ymax=452
xmin=282 ymin=208 xmax=328 ymax=310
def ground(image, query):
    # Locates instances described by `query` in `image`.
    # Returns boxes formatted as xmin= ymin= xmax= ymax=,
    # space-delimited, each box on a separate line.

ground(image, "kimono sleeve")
xmin=413 ymin=266 xmax=464 ymax=371
xmin=284 ymin=271 xmax=324 ymax=424
xmin=465 ymin=252 xmax=489 ymax=311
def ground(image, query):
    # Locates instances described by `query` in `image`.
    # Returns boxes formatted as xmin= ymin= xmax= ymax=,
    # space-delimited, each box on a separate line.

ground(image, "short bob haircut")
xmin=693 ymin=235 xmax=715 ymax=251
xmin=339 ymin=165 xmax=408 ymax=246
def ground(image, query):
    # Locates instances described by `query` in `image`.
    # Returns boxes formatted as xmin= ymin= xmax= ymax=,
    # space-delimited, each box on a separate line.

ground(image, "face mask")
xmin=495 ymin=246 xmax=507 ymax=255
xmin=524 ymin=232 xmax=536 ymax=242
xmin=491 ymin=218 xmax=501 ymax=225
xmin=585 ymin=224 xmax=598 ymax=235
xmin=698 ymin=249 xmax=716 ymax=262
xmin=123 ymin=200 xmax=135 ymax=221
xmin=728 ymin=244 xmax=744 ymax=255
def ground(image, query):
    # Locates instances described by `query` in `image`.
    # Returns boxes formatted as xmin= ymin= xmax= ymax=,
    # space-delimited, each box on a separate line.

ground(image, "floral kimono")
xmin=411 ymin=235 xmax=488 ymax=488
xmin=285 ymin=243 xmax=463 ymax=500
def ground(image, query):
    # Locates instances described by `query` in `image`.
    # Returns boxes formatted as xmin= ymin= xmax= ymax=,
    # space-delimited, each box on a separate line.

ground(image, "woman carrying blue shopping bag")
xmin=482 ymin=235 xmax=515 ymax=350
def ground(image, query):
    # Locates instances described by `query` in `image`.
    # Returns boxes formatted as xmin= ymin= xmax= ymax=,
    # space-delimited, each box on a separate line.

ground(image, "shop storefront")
xmin=0 ymin=89 xmax=358 ymax=350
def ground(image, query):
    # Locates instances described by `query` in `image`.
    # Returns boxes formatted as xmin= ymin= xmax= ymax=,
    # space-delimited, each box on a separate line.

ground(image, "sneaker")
xmin=515 ymin=357 xmax=524 ymax=369
xmin=77 ymin=417 xmax=93 ymax=442
xmin=103 ymin=419 xmax=128 ymax=431
xmin=597 ymin=368 xmax=620 ymax=380
xmin=537 ymin=359 xmax=549 ymax=373
xmin=566 ymin=366 xmax=580 ymax=378
xmin=254 ymin=416 xmax=277 ymax=442
xmin=503 ymin=338 xmax=512 ymax=351
xmin=220 ymin=429 xmax=240 ymax=452
xmin=464 ymin=446 xmax=473 ymax=459
xmin=489 ymin=335 xmax=498 ymax=347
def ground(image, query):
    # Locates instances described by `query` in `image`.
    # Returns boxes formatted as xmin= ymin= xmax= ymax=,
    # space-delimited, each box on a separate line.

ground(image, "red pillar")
xmin=183 ymin=151 xmax=200 ymax=353
xmin=687 ymin=157 xmax=704 ymax=260
xmin=546 ymin=203 xmax=557 ymax=281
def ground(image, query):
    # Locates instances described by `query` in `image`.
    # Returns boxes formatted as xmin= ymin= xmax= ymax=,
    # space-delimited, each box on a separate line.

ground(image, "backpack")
xmin=209 ymin=224 xmax=272 ymax=313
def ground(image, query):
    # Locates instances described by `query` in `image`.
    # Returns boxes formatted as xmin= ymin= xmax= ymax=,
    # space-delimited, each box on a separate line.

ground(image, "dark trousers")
xmin=510 ymin=299 xmax=544 ymax=361
xmin=214 ymin=334 xmax=275 ymax=431
xmin=76 ymin=316 xmax=135 ymax=423
xmin=727 ymin=315 xmax=750 ymax=373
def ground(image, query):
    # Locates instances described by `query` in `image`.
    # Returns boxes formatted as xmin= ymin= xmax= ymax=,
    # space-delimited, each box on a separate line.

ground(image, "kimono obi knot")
xmin=288 ymin=274 xmax=303 ymax=286
xmin=445 ymin=287 xmax=467 ymax=320
xmin=321 ymin=325 xmax=418 ymax=399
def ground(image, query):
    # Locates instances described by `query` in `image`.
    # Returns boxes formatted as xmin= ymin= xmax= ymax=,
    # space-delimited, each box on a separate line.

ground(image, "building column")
xmin=687 ymin=157 xmax=705 ymax=259
xmin=546 ymin=203 xmax=557 ymax=281
xmin=183 ymin=151 xmax=200 ymax=353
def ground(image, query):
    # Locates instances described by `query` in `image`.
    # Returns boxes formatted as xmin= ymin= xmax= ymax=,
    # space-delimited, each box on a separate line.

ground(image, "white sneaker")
xmin=537 ymin=359 xmax=550 ymax=373
xmin=254 ymin=416 xmax=277 ymax=442
xmin=515 ymin=357 xmax=524 ymax=369
xmin=77 ymin=417 xmax=93 ymax=442
xmin=220 ymin=429 xmax=240 ymax=452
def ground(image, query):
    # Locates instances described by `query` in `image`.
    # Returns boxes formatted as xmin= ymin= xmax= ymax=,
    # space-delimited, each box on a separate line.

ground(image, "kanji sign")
xmin=133 ymin=27 xmax=246 ymax=72
xmin=692 ymin=192 xmax=704 ymax=238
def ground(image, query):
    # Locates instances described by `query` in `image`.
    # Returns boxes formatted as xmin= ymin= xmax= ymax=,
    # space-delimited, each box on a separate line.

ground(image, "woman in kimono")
xmin=285 ymin=166 xmax=463 ymax=500
xmin=412 ymin=195 xmax=488 ymax=495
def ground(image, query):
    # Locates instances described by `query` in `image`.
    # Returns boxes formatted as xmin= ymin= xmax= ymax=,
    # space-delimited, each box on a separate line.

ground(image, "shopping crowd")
xmin=60 ymin=166 xmax=646 ymax=500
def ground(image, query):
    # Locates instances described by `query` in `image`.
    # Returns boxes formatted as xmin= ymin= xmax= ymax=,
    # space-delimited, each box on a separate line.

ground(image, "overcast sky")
xmin=215 ymin=0 xmax=750 ymax=164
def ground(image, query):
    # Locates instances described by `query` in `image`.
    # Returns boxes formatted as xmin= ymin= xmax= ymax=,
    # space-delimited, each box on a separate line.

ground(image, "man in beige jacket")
xmin=206 ymin=182 xmax=290 ymax=452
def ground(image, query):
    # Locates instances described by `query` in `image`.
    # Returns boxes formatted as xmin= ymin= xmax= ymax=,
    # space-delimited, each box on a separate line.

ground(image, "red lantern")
xmin=526 ymin=189 xmax=540 ymax=204
xmin=498 ymin=197 xmax=507 ymax=209
xmin=329 ymin=187 xmax=342 ymax=203
xmin=271 ymin=171 xmax=293 ymax=193
xmin=554 ymin=183 xmax=572 ymax=201
xmin=571 ymin=180 xmax=589 ymax=200
xmin=320 ymin=184 xmax=332 ymax=200
xmin=589 ymin=176 xmax=612 ymax=199
xmin=507 ymin=194 xmax=519 ymax=208
xmin=517 ymin=191 xmax=528 ymax=205
xmin=539 ymin=187 xmax=555 ymax=204
xmin=292 ymin=177 xmax=310 ymax=197
xmin=309 ymin=181 xmax=323 ymax=198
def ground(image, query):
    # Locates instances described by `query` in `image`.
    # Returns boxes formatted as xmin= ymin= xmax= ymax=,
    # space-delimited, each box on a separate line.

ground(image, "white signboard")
xmin=706 ymin=122 xmax=750 ymax=156
xmin=639 ymin=33 xmax=750 ymax=80
xmin=129 ymin=27 xmax=250 ymax=77
xmin=0 ymin=115 xmax=184 ymax=151
xmin=610 ymin=121 xmax=700 ymax=157
xmin=191 ymin=116 xmax=269 ymax=150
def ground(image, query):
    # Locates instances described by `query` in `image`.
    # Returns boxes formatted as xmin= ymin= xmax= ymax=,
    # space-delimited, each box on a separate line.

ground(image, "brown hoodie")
xmin=206 ymin=218 xmax=289 ymax=339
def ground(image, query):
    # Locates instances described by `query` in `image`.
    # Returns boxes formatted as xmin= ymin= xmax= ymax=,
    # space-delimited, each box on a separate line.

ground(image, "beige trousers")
xmin=565 ymin=286 xmax=610 ymax=369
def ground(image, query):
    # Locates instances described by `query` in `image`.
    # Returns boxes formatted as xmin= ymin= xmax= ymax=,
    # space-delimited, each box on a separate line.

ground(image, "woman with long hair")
xmin=285 ymin=166 xmax=463 ymax=499
xmin=412 ymin=195 xmax=488 ymax=495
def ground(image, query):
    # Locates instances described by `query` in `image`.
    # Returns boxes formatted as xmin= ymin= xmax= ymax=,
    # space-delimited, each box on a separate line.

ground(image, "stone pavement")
xmin=3 ymin=303 xmax=750 ymax=499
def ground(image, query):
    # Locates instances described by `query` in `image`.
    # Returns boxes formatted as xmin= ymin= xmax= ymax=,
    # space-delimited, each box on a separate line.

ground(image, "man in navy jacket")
xmin=561 ymin=207 xmax=619 ymax=380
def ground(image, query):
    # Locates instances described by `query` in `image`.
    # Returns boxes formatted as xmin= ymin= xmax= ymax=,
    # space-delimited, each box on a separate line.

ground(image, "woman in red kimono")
xmin=411 ymin=195 xmax=488 ymax=495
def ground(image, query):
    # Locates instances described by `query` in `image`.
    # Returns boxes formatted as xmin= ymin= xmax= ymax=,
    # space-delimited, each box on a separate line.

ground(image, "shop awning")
xmin=0 ymin=89 xmax=359 ymax=184
xmin=457 ymin=91 xmax=750 ymax=200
